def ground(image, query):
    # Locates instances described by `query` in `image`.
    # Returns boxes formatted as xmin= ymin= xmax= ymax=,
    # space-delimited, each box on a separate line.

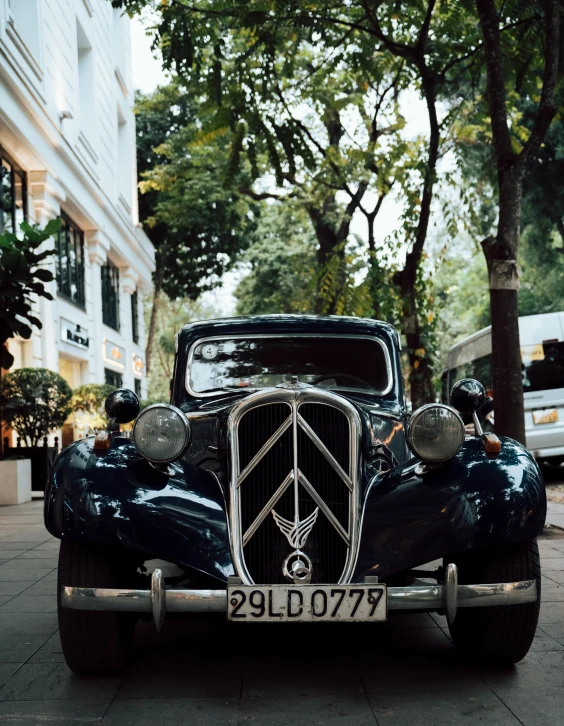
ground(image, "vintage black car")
xmin=45 ymin=315 xmax=545 ymax=674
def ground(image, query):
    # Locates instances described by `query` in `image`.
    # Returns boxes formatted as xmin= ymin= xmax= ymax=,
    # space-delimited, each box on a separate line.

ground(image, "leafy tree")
xmin=143 ymin=292 xmax=222 ymax=401
xmin=0 ymin=220 xmax=60 ymax=370
xmin=71 ymin=384 xmax=114 ymax=435
xmin=450 ymin=0 xmax=561 ymax=442
xmin=0 ymin=368 xmax=72 ymax=446
xmin=135 ymin=82 xmax=260 ymax=373
xmin=112 ymin=0 xmax=483 ymax=408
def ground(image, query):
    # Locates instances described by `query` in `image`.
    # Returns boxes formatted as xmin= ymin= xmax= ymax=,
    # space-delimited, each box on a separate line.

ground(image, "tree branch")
xmin=519 ymin=0 xmax=560 ymax=165
xmin=475 ymin=0 xmax=515 ymax=165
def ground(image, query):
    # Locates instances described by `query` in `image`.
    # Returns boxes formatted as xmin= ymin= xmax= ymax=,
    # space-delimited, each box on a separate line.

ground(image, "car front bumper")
xmin=60 ymin=565 xmax=537 ymax=631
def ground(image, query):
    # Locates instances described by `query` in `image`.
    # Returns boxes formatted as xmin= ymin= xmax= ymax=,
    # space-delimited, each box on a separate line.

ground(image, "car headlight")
xmin=132 ymin=404 xmax=190 ymax=464
xmin=407 ymin=404 xmax=465 ymax=463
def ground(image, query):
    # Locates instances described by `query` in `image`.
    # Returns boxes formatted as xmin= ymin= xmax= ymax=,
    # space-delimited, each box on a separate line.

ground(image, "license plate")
xmin=227 ymin=584 xmax=387 ymax=622
xmin=533 ymin=408 xmax=559 ymax=425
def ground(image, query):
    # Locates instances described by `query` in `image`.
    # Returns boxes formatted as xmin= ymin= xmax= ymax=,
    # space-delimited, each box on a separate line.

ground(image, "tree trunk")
xmin=482 ymin=162 xmax=526 ymax=444
xmin=145 ymin=268 xmax=164 ymax=376
xmin=399 ymin=277 xmax=435 ymax=410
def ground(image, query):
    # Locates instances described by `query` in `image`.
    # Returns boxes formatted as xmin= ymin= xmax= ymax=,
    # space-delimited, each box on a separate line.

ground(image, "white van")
xmin=446 ymin=312 xmax=564 ymax=464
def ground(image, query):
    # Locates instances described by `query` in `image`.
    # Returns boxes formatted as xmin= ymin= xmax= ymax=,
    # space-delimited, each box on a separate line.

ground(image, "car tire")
xmin=446 ymin=539 xmax=541 ymax=666
xmin=57 ymin=540 xmax=139 ymax=675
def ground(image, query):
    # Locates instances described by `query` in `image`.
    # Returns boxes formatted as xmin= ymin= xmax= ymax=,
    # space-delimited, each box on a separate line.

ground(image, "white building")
xmin=0 ymin=0 xmax=155 ymax=446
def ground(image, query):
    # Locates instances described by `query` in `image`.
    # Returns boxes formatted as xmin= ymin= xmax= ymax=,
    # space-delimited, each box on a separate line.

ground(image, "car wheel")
xmin=446 ymin=539 xmax=540 ymax=666
xmin=57 ymin=540 xmax=140 ymax=675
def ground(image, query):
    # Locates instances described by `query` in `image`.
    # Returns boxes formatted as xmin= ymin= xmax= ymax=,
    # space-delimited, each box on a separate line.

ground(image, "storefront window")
xmin=56 ymin=213 xmax=86 ymax=308
xmin=0 ymin=149 xmax=27 ymax=235
xmin=102 ymin=261 xmax=120 ymax=330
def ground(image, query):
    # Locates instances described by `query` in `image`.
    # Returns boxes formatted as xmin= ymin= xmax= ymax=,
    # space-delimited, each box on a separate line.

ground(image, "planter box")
xmin=0 ymin=459 xmax=32 ymax=505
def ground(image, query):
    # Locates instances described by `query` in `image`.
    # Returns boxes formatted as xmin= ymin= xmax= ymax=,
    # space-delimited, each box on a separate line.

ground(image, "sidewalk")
xmin=0 ymin=499 xmax=563 ymax=726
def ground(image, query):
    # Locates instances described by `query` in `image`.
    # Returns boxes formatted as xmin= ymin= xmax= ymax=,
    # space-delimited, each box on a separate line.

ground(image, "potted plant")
xmin=0 ymin=368 xmax=72 ymax=493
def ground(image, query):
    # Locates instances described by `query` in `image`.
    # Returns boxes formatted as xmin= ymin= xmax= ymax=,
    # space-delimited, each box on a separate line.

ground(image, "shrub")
xmin=71 ymin=384 xmax=115 ymax=435
xmin=0 ymin=368 xmax=72 ymax=446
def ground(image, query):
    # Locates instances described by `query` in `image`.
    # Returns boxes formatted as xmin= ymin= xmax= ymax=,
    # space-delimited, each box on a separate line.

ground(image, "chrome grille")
xmin=229 ymin=387 xmax=360 ymax=585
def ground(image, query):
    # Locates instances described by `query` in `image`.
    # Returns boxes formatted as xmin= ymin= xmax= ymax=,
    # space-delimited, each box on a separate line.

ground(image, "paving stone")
xmin=31 ymin=541 xmax=60 ymax=551
xmin=528 ymin=629 xmax=564 ymax=651
xmin=539 ymin=601 xmax=564 ymax=624
xmin=0 ymin=611 xmax=58 ymax=635
xmin=358 ymin=656 xmax=483 ymax=693
xmin=0 ymin=595 xmax=57 ymax=613
xmin=541 ymin=584 xmax=564 ymax=601
xmin=538 ymin=622 xmax=564 ymax=645
xmin=493 ymin=687 xmax=564 ymax=726
xmin=0 ymin=543 xmax=37 ymax=551
xmin=238 ymin=696 xmax=377 ymax=726
xmin=0 ymin=582 xmax=36 ymax=597
xmin=0 ymin=699 xmax=109 ymax=725
xmin=0 ymin=564 xmax=55 ymax=582
xmin=0 ymin=634 xmax=49 ymax=663
xmin=27 ymin=632 xmax=65 ymax=664
xmin=368 ymin=687 xmax=521 ymax=725
xmin=0 ymin=550 xmax=26 ymax=560
xmin=242 ymin=658 xmax=364 ymax=697
xmin=22 ymin=579 xmax=57 ymax=596
xmin=0 ymin=663 xmax=122 ymax=701
xmin=480 ymin=650 xmax=564 ymax=690
xmin=543 ymin=570 xmax=564 ymax=585
xmin=103 ymin=698 xmax=239 ymax=726
xmin=16 ymin=550 xmax=59 ymax=561
xmin=118 ymin=667 xmax=243 ymax=699
xmin=0 ymin=664 xmax=21 ymax=689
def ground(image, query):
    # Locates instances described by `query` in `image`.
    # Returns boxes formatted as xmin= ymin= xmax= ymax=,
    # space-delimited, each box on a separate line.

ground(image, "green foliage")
xmin=143 ymin=293 xmax=222 ymax=401
xmin=135 ymin=81 xmax=260 ymax=301
xmin=71 ymin=384 xmax=114 ymax=435
xmin=235 ymin=204 xmax=317 ymax=315
xmin=0 ymin=368 xmax=72 ymax=446
xmin=0 ymin=220 xmax=61 ymax=369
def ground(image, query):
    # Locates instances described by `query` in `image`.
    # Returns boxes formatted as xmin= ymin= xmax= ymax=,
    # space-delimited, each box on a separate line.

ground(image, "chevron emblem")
xmin=272 ymin=507 xmax=319 ymax=550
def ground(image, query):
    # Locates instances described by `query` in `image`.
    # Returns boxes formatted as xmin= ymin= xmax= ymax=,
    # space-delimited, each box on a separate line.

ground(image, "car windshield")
xmin=187 ymin=336 xmax=391 ymax=395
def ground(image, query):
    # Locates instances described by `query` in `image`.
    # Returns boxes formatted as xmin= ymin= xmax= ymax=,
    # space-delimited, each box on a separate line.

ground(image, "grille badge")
xmin=272 ymin=508 xmax=319 ymax=549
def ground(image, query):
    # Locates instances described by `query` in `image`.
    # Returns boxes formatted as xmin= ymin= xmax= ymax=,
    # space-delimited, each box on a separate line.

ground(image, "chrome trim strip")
xmin=228 ymin=387 xmax=362 ymax=585
xmin=186 ymin=334 xmax=394 ymax=398
xmin=298 ymin=414 xmax=353 ymax=491
xmin=151 ymin=569 xmax=166 ymax=632
xmin=237 ymin=416 xmax=292 ymax=487
xmin=297 ymin=470 xmax=350 ymax=546
xmin=443 ymin=563 xmax=458 ymax=625
xmin=60 ymin=579 xmax=537 ymax=619
xmin=242 ymin=471 xmax=294 ymax=546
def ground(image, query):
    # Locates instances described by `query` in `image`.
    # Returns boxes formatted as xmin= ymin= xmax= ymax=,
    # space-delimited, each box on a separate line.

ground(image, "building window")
xmin=10 ymin=0 xmax=41 ymax=62
xmin=0 ymin=149 xmax=27 ymax=235
xmin=55 ymin=213 xmax=85 ymax=308
xmin=104 ymin=368 xmax=122 ymax=388
xmin=134 ymin=378 xmax=142 ymax=399
xmin=76 ymin=21 xmax=95 ymax=143
xmin=131 ymin=290 xmax=139 ymax=344
xmin=101 ymin=262 xmax=120 ymax=330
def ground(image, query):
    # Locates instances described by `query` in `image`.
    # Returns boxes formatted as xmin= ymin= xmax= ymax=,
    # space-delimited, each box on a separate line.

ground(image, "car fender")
xmin=44 ymin=436 xmax=235 ymax=583
xmin=353 ymin=437 xmax=546 ymax=582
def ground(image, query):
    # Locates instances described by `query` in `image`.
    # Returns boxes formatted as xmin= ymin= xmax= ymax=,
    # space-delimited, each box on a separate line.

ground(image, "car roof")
xmin=179 ymin=314 xmax=399 ymax=346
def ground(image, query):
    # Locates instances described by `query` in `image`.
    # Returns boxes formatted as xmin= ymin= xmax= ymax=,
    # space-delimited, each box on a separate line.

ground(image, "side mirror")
xmin=105 ymin=388 xmax=140 ymax=424
xmin=450 ymin=378 xmax=486 ymax=415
